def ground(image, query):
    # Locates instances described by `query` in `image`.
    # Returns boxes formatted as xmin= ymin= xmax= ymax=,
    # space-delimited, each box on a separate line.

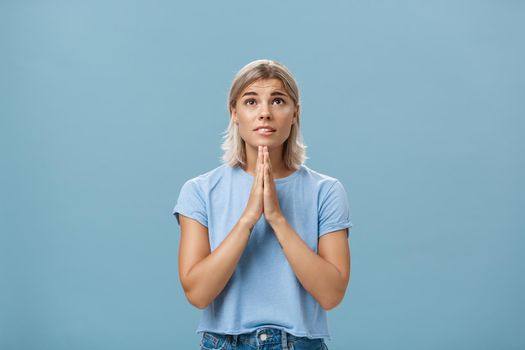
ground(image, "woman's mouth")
xmin=254 ymin=128 xmax=276 ymax=136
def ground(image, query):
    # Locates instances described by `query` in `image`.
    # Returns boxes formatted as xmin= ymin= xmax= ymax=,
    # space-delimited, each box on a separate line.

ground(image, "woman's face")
xmin=231 ymin=78 xmax=298 ymax=151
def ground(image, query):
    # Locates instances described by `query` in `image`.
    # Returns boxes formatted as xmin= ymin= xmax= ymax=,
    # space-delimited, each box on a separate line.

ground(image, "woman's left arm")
xmin=269 ymin=216 xmax=350 ymax=311
xmin=262 ymin=147 xmax=350 ymax=310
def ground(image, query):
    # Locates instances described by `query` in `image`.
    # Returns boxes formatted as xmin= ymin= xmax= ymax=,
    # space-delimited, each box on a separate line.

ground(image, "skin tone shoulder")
xmin=178 ymin=78 xmax=351 ymax=311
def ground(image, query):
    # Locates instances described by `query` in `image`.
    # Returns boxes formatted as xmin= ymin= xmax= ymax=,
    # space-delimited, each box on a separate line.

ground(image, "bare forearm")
xmin=185 ymin=218 xmax=252 ymax=309
xmin=269 ymin=216 xmax=346 ymax=310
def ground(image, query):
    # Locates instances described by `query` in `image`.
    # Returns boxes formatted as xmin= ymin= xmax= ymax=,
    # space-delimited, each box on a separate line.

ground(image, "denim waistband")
xmin=203 ymin=327 xmax=324 ymax=349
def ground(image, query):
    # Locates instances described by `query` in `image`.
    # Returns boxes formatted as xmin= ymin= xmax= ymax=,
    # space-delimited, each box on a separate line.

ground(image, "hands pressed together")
xmin=242 ymin=145 xmax=284 ymax=229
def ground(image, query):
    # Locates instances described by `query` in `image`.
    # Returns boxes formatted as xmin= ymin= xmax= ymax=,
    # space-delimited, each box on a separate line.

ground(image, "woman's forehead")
xmin=244 ymin=78 xmax=285 ymax=91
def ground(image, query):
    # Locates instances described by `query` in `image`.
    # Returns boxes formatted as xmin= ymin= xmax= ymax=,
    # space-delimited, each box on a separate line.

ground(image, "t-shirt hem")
xmin=173 ymin=209 xmax=208 ymax=228
xmin=319 ymin=221 xmax=353 ymax=237
xmin=196 ymin=327 xmax=331 ymax=341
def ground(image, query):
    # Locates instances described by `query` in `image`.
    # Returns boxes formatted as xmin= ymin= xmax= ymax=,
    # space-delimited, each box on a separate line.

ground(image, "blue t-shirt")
xmin=172 ymin=163 xmax=353 ymax=340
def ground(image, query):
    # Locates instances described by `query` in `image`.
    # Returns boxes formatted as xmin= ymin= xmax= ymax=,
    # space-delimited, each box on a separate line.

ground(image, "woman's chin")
xmin=249 ymin=141 xmax=278 ymax=150
xmin=243 ymin=137 xmax=286 ymax=151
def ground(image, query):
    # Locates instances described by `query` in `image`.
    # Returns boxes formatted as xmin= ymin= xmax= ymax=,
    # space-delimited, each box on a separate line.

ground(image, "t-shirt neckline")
xmin=234 ymin=164 xmax=303 ymax=184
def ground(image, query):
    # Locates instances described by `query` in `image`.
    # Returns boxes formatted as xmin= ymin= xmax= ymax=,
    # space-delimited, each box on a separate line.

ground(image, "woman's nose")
xmin=259 ymin=103 xmax=271 ymax=119
xmin=259 ymin=107 xmax=271 ymax=119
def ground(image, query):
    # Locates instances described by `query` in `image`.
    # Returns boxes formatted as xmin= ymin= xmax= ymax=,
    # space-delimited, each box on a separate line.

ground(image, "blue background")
xmin=1 ymin=1 xmax=524 ymax=349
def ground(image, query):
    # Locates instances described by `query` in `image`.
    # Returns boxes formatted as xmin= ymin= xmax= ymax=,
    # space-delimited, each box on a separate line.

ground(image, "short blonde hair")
xmin=220 ymin=59 xmax=308 ymax=170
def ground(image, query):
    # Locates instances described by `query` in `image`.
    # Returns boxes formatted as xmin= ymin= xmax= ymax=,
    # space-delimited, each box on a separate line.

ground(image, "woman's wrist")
xmin=239 ymin=215 xmax=256 ymax=234
xmin=267 ymin=213 xmax=286 ymax=228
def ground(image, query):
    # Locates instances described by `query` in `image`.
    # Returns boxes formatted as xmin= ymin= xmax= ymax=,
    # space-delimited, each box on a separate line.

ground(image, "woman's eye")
xmin=246 ymin=99 xmax=256 ymax=105
xmin=273 ymin=98 xmax=285 ymax=105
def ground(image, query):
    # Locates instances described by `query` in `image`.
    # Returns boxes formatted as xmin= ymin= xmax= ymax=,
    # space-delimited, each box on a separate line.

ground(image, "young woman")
xmin=173 ymin=59 xmax=353 ymax=350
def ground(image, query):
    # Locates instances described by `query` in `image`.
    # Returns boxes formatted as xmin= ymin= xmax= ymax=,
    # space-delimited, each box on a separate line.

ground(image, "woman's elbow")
xmin=185 ymin=290 xmax=210 ymax=310
xmin=180 ymin=274 xmax=211 ymax=309
xmin=321 ymin=297 xmax=341 ymax=311
xmin=321 ymin=289 xmax=346 ymax=310
xmin=190 ymin=299 xmax=208 ymax=310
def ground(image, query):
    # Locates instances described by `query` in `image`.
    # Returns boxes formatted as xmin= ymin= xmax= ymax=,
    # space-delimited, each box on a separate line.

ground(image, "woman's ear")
xmin=231 ymin=107 xmax=238 ymax=123
xmin=293 ymin=105 xmax=300 ymax=124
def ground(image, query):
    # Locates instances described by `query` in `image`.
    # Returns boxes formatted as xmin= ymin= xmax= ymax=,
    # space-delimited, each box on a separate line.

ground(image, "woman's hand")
xmin=240 ymin=145 xmax=265 ymax=228
xmin=262 ymin=146 xmax=284 ymax=224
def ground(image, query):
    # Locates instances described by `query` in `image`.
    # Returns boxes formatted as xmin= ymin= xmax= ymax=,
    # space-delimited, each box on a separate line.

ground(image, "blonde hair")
xmin=220 ymin=59 xmax=308 ymax=170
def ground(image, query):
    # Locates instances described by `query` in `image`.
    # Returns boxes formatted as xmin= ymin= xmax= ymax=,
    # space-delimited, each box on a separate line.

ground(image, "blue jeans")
xmin=199 ymin=327 xmax=328 ymax=350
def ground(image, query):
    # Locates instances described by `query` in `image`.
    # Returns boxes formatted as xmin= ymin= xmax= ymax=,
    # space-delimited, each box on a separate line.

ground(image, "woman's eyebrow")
xmin=241 ymin=91 xmax=289 ymax=97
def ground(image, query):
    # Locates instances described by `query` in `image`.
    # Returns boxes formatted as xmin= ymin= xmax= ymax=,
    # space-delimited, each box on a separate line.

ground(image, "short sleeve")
xmin=318 ymin=180 xmax=353 ymax=238
xmin=172 ymin=179 xmax=208 ymax=228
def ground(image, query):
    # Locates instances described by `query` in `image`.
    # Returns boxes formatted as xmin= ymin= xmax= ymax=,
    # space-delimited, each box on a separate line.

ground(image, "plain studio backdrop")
xmin=1 ymin=1 xmax=523 ymax=349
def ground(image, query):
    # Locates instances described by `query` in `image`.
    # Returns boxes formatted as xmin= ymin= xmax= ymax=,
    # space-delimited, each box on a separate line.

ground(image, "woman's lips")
xmin=254 ymin=129 xmax=276 ymax=136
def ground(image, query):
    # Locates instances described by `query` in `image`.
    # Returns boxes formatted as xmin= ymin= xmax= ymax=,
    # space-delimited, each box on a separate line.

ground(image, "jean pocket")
xmin=200 ymin=331 xmax=228 ymax=350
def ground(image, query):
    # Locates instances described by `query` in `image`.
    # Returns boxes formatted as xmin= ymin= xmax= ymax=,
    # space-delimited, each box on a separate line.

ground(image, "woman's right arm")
xmin=178 ymin=146 xmax=265 ymax=309
xmin=178 ymin=214 xmax=253 ymax=309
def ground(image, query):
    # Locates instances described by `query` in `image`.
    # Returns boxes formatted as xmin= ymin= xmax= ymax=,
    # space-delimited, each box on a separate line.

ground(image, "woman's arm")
xmin=178 ymin=214 xmax=253 ymax=309
xmin=269 ymin=216 xmax=351 ymax=310
xmin=179 ymin=147 xmax=266 ymax=309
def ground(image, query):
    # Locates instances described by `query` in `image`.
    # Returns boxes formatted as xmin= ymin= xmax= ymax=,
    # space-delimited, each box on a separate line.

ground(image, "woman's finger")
xmin=263 ymin=158 xmax=267 ymax=188
xmin=264 ymin=149 xmax=269 ymax=189
xmin=254 ymin=146 xmax=258 ymax=183
xmin=263 ymin=147 xmax=268 ymax=174
xmin=256 ymin=145 xmax=261 ymax=172
xmin=262 ymin=146 xmax=267 ymax=187
xmin=265 ymin=147 xmax=272 ymax=172
xmin=256 ymin=145 xmax=263 ymax=187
